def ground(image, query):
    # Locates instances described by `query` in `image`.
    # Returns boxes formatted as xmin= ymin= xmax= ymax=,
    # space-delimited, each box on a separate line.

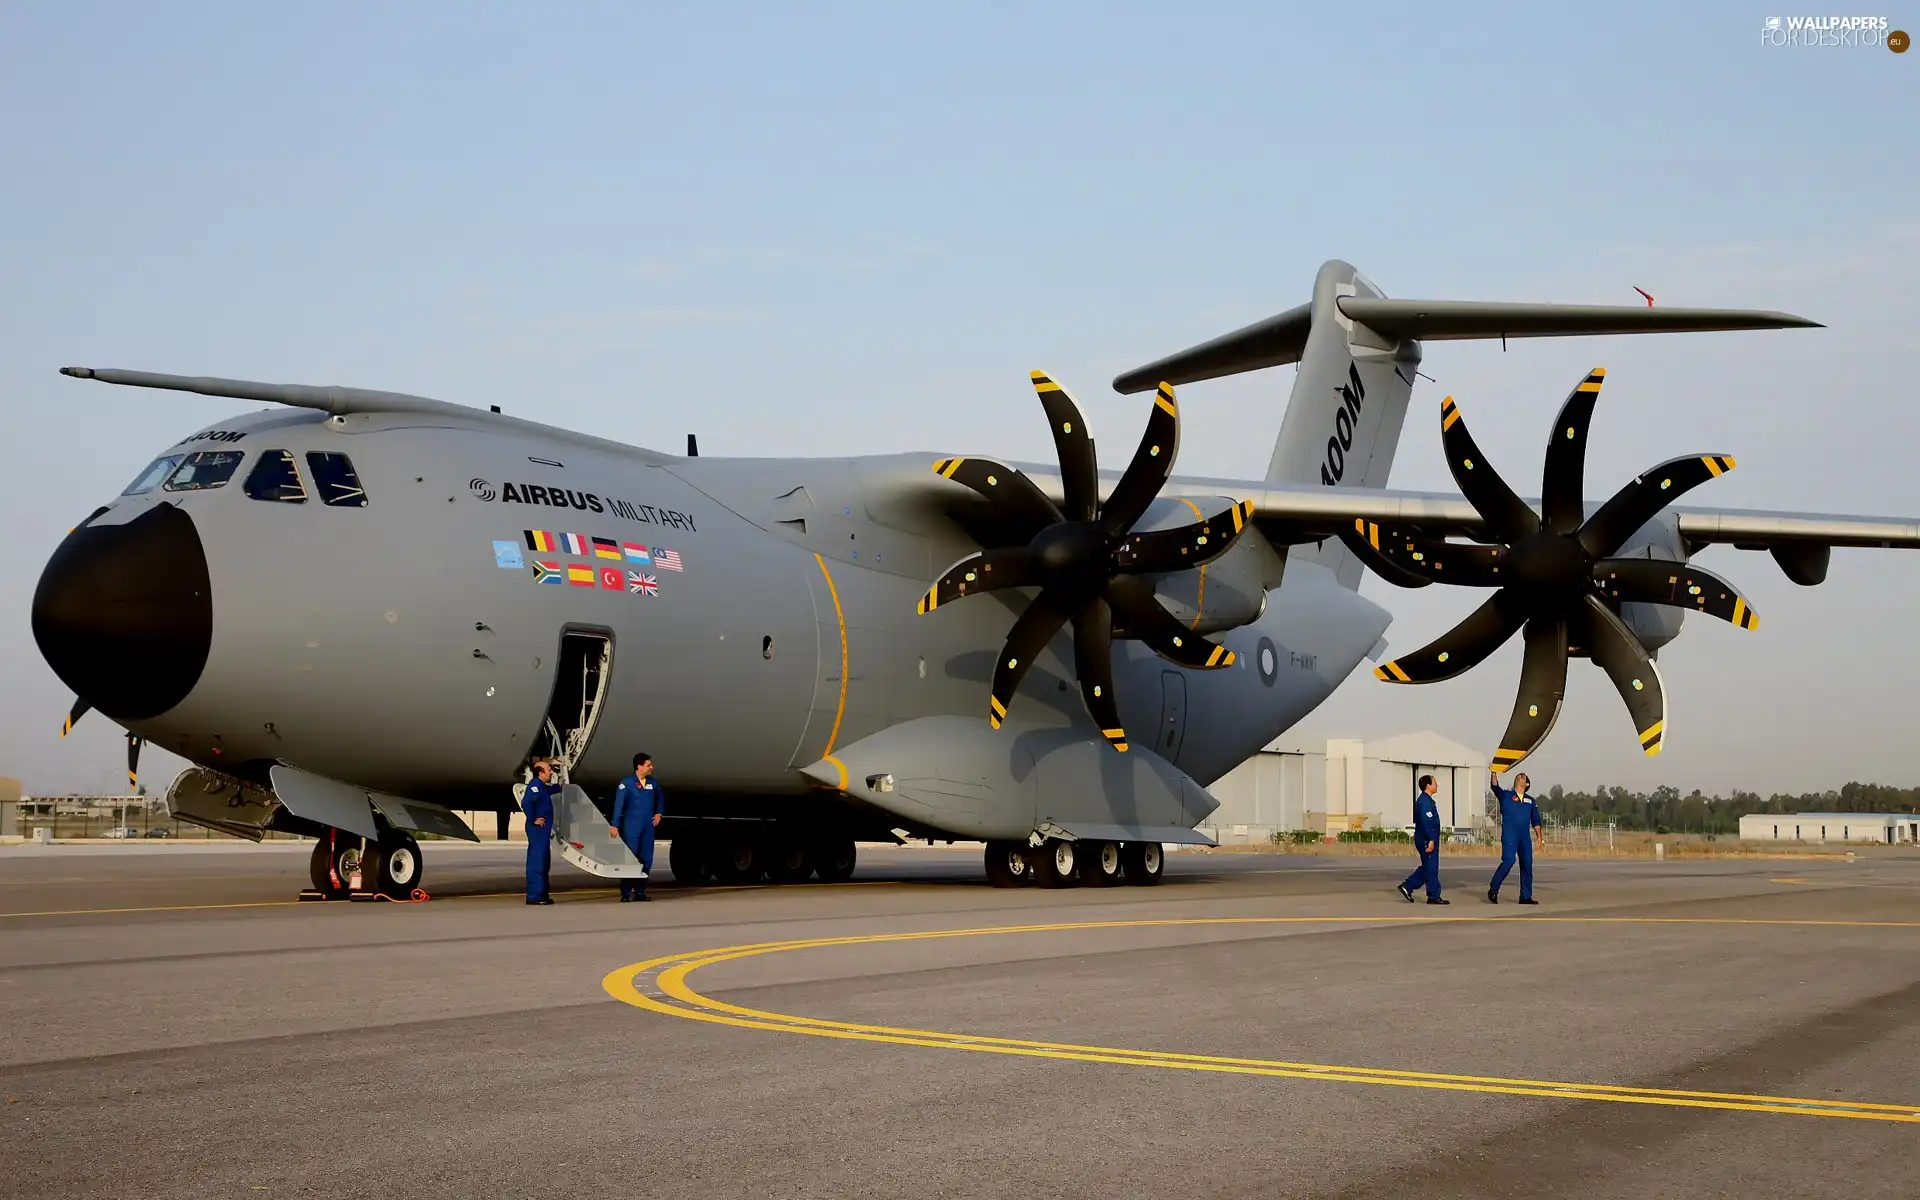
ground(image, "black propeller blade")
xmin=61 ymin=696 xmax=146 ymax=796
xmin=1366 ymin=368 xmax=1751 ymax=772
xmin=925 ymin=374 xmax=1254 ymax=749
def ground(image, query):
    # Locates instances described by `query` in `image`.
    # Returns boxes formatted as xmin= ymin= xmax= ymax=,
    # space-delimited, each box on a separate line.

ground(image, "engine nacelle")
xmin=1608 ymin=514 xmax=1686 ymax=653
xmin=1128 ymin=495 xmax=1285 ymax=635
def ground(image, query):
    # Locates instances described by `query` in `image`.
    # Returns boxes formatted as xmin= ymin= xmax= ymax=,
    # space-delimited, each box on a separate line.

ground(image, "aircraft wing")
xmin=1219 ymin=484 xmax=1920 ymax=551
xmin=997 ymin=463 xmax=1920 ymax=551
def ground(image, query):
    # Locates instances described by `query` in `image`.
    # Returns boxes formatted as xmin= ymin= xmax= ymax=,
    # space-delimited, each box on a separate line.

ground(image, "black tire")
xmin=713 ymin=838 xmax=764 ymax=884
xmin=368 ymin=832 xmax=424 ymax=900
xmin=813 ymin=838 xmax=857 ymax=883
xmin=983 ymin=841 xmax=1033 ymax=888
xmin=307 ymin=833 xmax=360 ymax=899
xmin=1033 ymin=838 xmax=1079 ymax=888
xmin=766 ymin=839 xmax=813 ymax=884
xmin=1122 ymin=841 xmax=1165 ymax=886
xmin=668 ymin=838 xmax=709 ymax=885
xmin=1079 ymin=840 xmax=1123 ymax=887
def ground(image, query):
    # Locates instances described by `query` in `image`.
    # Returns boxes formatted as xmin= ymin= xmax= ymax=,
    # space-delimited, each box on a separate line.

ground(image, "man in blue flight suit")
xmin=522 ymin=758 xmax=557 ymax=905
xmin=1487 ymin=769 xmax=1544 ymax=905
xmin=609 ymin=752 xmax=665 ymax=902
xmin=1396 ymin=774 xmax=1450 ymax=905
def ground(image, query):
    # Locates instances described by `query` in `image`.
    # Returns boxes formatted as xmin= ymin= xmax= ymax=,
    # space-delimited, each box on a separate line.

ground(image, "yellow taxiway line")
xmin=602 ymin=917 xmax=1920 ymax=1124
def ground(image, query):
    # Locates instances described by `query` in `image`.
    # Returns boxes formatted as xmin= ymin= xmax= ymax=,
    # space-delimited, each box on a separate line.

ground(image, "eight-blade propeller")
xmin=1341 ymin=368 xmax=1758 ymax=772
xmin=921 ymin=372 xmax=1254 ymax=751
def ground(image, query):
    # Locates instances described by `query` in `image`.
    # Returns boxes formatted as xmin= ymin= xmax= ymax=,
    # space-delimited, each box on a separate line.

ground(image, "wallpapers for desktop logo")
xmin=1759 ymin=15 xmax=1904 ymax=49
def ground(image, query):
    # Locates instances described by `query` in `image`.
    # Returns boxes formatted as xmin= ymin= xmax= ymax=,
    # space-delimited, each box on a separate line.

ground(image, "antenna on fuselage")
xmin=687 ymin=434 xmax=699 ymax=457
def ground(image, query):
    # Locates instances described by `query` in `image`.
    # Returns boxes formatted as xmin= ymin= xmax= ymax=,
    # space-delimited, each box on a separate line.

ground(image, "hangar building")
xmin=1201 ymin=731 xmax=1486 ymax=844
xmin=1738 ymin=813 xmax=1919 ymax=844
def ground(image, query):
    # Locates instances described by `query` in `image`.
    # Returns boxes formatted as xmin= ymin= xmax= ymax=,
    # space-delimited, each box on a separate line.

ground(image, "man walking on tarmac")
xmin=1396 ymin=774 xmax=1449 ymax=905
xmin=610 ymin=752 xmax=665 ymax=902
xmin=1487 ymin=768 xmax=1544 ymax=905
xmin=522 ymin=758 xmax=558 ymax=905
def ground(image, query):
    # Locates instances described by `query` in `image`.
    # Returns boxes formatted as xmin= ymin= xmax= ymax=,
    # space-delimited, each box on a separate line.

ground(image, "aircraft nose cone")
xmin=32 ymin=502 xmax=213 ymax=720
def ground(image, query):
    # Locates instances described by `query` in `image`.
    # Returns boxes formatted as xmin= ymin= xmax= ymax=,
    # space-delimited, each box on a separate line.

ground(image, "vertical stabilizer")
xmin=1265 ymin=262 xmax=1422 ymax=588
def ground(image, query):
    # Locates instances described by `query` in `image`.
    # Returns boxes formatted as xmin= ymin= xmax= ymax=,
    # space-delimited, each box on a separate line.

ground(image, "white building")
xmin=1738 ymin=813 xmax=1919 ymax=845
xmin=1201 ymin=731 xmax=1487 ymax=844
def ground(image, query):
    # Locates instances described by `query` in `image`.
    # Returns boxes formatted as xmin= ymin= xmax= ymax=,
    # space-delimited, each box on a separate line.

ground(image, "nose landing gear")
xmin=303 ymin=829 xmax=427 ymax=902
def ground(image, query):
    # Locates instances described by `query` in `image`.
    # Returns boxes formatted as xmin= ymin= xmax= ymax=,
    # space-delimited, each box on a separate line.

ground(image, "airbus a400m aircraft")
xmin=34 ymin=261 xmax=1920 ymax=898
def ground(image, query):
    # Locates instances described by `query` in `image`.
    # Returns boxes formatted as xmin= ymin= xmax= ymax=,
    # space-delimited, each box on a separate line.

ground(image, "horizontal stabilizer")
xmin=1112 ymin=299 xmax=1819 ymax=394
xmin=1338 ymin=299 xmax=1822 ymax=342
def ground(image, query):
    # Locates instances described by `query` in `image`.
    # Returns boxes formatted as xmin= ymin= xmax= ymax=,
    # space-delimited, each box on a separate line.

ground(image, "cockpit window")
xmin=243 ymin=449 xmax=308 ymax=503
xmin=306 ymin=451 xmax=368 ymax=507
xmin=122 ymin=455 xmax=185 ymax=496
xmin=163 ymin=450 xmax=246 ymax=492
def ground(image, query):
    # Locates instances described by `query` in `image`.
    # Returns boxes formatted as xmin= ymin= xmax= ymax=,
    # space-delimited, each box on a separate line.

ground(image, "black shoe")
xmin=1518 ymin=897 xmax=1540 ymax=906
xmin=635 ymin=894 xmax=652 ymax=902
xmin=536 ymin=897 xmax=555 ymax=906
xmin=1427 ymin=897 xmax=1451 ymax=905
xmin=1486 ymin=889 xmax=1499 ymax=904
xmin=619 ymin=894 xmax=632 ymax=902
xmin=1397 ymin=884 xmax=1415 ymax=903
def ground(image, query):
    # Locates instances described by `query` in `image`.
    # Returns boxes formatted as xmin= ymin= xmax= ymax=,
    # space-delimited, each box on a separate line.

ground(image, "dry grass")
xmin=1194 ymin=832 xmax=1905 ymax=861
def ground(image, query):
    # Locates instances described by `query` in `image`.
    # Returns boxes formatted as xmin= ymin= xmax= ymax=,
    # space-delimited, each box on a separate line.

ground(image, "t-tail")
xmin=1111 ymin=261 xmax=1821 ymax=589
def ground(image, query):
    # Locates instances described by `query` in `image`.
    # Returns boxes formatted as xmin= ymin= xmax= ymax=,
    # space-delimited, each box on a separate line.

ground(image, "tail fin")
xmin=1261 ymin=263 xmax=1420 ymax=586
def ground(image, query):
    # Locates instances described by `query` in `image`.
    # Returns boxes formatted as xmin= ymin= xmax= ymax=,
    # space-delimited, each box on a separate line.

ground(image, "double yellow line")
xmin=602 ymin=917 xmax=1920 ymax=1124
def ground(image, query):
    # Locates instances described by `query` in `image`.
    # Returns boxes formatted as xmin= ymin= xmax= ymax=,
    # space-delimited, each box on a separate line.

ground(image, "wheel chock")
xmin=345 ymin=888 xmax=433 ymax=904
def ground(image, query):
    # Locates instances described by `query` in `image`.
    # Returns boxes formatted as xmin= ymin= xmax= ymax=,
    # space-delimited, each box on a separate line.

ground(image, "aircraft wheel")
xmin=667 ymin=838 xmax=710 ymax=885
xmin=713 ymin=838 xmax=765 ymax=884
xmin=766 ymin=839 xmax=813 ymax=884
xmin=813 ymin=838 xmax=857 ymax=883
xmin=1122 ymin=841 xmax=1165 ymax=886
xmin=369 ymin=832 xmax=424 ymax=899
xmin=983 ymin=841 xmax=1032 ymax=888
xmin=307 ymin=833 xmax=360 ymax=899
xmin=1080 ymin=840 xmax=1123 ymax=887
xmin=1033 ymin=838 xmax=1079 ymax=888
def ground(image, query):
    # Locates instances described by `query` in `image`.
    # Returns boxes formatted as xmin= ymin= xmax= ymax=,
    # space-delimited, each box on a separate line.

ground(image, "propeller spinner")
xmin=1342 ymin=368 xmax=1758 ymax=772
xmin=922 ymin=372 xmax=1255 ymax=751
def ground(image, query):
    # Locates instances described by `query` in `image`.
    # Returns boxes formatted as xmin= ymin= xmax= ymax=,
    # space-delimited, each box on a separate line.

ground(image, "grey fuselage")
xmin=64 ymin=405 xmax=1390 ymax=826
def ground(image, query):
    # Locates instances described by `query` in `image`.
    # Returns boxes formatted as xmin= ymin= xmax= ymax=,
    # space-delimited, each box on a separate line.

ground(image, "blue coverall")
xmin=611 ymin=774 xmax=665 ymax=900
xmin=522 ymin=776 xmax=556 ymax=903
xmin=1400 ymin=789 xmax=1444 ymax=900
xmin=1488 ymin=782 xmax=1543 ymax=901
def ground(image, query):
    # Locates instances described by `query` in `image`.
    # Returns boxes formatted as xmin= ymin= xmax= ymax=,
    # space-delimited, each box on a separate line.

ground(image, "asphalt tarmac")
xmin=2 ymin=842 xmax=1917 ymax=1199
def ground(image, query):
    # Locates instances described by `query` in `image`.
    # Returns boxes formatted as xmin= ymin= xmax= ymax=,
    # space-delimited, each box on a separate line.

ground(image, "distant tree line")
xmin=1525 ymin=782 xmax=1920 ymax=836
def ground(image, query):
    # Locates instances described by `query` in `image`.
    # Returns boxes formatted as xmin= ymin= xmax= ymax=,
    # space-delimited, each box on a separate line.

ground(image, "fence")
xmin=1540 ymin=814 xmax=1617 ymax=849
xmin=11 ymin=799 xmax=300 ymax=841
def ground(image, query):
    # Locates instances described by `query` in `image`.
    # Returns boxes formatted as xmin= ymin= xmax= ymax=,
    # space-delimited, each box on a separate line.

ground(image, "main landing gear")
xmin=306 ymin=829 xmax=425 ymax=901
xmin=983 ymin=839 xmax=1163 ymax=889
xmin=667 ymin=832 xmax=858 ymax=886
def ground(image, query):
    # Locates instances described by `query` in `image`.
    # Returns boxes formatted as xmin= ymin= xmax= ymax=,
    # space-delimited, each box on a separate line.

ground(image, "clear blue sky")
xmin=2 ymin=2 xmax=1914 ymax=794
